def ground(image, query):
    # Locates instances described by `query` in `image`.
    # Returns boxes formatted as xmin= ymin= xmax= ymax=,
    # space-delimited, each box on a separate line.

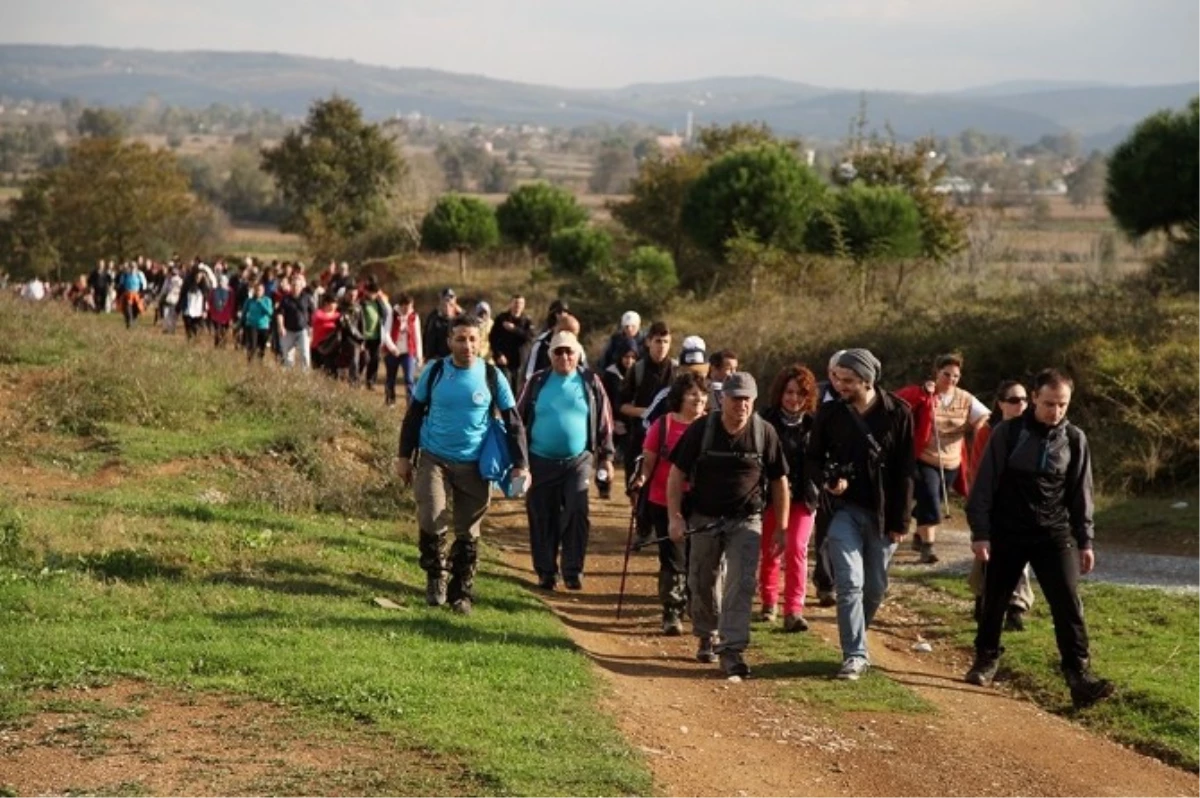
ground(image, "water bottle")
xmin=597 ymin=467 xmax=609 ymax=483
xmin=509 ymin=471 xmax=529 ymax=499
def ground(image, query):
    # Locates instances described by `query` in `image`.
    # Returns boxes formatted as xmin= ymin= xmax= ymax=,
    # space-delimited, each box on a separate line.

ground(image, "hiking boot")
xmin=451 ymin=597 xmax=473 ymax=616
xmin=537 ymin=574 xmax=557 ymax=591
xmin=761 ymin=604 xmax=777 ymax=623
xmin=696 ymin=635 xmax=718 ymax=664
xmin=918 ymin=542 xmax=940 ymax=564
xmin=661 ymin=610 xmax=684 ymax=637
xmin=720 ymin=651 xmax=750 ymax=678
xmin=1063 ymin=663 xmax=1115 ymax=708
xmin=425 ymin=573 xmax=448 ymax=607
xmin=817 ymin=590 xmax=836 ymax=608
xmin=783 ymin=614 xmax=809 ymax=633
xmin=1004 ymin=606 xmax=1027 ymax=632
xmin=965 ymin=655 xmax=1001 ymax=686
xmin=836 ymin=656 xmax=870 ymax=681
xmin=564 ymin=575 xmax=583 ymax=591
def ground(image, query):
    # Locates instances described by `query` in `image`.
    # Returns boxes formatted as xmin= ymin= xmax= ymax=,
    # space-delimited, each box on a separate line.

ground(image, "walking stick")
xmin=615 ymin=505 xmax=637 ymax=620
xmin=630 ymin=518 xmax=727 ymax=551
xmin=932 ymin=407 xmax=952 ymax=521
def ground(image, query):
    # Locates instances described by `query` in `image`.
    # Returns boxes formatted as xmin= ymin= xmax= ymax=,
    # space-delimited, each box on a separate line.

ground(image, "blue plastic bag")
xmin=478 ymin=416 xmax=512 ymax=486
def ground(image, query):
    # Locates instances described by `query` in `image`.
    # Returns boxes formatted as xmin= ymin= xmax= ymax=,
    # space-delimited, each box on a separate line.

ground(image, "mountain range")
xmin=0 ymin=44 xmax=1195 ymax=148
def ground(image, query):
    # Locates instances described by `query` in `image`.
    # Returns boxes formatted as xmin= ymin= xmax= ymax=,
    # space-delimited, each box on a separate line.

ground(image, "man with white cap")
xmin=804 ymin=348 xmax=915 ymax=681
xmin=666 ymin=372 xmax=789 ymax=678
xmin=517 ymin=329 xmax=615 ymax=591
xmin=601 ymin=310 xmax=645 ymax=370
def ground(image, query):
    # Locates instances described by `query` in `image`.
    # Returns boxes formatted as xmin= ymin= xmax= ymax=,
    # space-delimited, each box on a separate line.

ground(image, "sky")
xmin=3 ymin=0 xmax=1197 ymax=92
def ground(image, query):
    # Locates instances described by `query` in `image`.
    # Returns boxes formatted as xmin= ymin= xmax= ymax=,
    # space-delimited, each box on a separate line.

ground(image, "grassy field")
xmin=898 ymin=573 xmax=1199 ymax=771
xmin=0 ymin=298 xmax=652 ymax=796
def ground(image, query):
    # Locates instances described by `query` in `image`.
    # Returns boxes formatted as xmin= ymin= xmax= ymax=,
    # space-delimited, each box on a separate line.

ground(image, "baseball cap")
xmin=548 ymin=330 xmax=582 ymax=355
xmin=621 ymin=310 xmax=641 ymax=328
xmin=475 ymin=301 xmax=491 ymax=316
xmin=680 ymin=335 xmax=707 ymax=366
xmin=723 ymin=372 xmax=758 ymax=399
xmin=440 ymin=287 xmax=456 ymax=299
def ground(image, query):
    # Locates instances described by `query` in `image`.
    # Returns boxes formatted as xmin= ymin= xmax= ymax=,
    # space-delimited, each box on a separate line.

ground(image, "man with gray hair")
xmin=804 ymin=349 xmax=915 ymax=681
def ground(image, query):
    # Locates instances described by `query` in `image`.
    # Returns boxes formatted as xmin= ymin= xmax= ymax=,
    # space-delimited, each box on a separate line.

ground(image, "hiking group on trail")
xmin=20 ymin=255 xmax=1114 ymax=706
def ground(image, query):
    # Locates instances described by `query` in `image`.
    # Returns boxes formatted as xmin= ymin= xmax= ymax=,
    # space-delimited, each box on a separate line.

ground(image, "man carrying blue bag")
xmin=516 ymin=330 xmax=615 ymax=591
xmin=398 ymin=314 xmax=528 ymax=615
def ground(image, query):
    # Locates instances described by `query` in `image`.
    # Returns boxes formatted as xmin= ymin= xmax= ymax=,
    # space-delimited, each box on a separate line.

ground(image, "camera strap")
xmin=843 ymin=400 xmax=883 ymax=461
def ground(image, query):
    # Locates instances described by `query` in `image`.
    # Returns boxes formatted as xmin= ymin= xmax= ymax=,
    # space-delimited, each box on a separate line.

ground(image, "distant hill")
xmin=0 ymin=44 xmax=1195 ymax=145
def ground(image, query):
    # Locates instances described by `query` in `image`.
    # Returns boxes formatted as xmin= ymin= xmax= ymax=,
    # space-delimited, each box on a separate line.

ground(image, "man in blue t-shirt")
xmin=398 ymin=315 xmax=528 ymax=614
xmin=516 ymin=331 xmax=614 ymax=591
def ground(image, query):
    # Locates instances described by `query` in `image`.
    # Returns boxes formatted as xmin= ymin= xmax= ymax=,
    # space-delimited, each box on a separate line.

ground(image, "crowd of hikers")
xmin=16 ymin=254 xmax=1115 ymax=708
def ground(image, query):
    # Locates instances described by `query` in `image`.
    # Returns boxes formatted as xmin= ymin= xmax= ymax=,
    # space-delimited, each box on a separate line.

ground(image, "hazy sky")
xmin=4 ymin=0 xmax=1197 ymax=91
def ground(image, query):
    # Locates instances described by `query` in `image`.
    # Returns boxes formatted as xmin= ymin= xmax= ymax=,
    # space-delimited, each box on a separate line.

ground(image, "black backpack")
xmin=689 ymin=411 xmax=771 ymax=513
xmin=421 ymin=357 xmax=503 ymax=420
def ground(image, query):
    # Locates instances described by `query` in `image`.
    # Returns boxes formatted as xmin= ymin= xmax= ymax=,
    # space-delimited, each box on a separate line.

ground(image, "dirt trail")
xmin=485 ymin=495 xmax=1197 ymax=797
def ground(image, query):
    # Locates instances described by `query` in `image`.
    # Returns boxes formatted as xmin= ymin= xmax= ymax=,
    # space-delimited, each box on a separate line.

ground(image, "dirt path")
xmin=485 ymin=495 xmax=1197 ymax=797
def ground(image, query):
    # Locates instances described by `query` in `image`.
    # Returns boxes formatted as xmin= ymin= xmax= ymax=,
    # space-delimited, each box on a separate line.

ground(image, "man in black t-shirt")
xmin=666 ymin=372 xmax=789 ymax=678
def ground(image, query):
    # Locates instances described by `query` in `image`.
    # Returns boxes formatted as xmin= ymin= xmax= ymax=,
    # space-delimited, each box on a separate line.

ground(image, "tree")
xmin=681 ymin=142 xmax=826 ymax=263
xmin=495 ymin=183 xmax=588 ymax=259
xmin=260 ymin=95 xmax=403 ymax=256
xmin=548 ymin=225 xmax=612 ymax=275
xmin=1106 ymin=98 xmax=1199 ymax=242
xmin=0 ymin=138 xmax=219 ymax=278
xmin=76 ymin=107 xmax=126 ymax=139
xmin=223 ymin=147 xmax=285 ymax=224
xmin=610 ymin=149 xmax=706 ymax=265
xmin=1066 ymin=151 xmax=1107 ymax=208
xmin=419 ymin=194 xmax=500 ymax=280
xmin=588 ymin=143 xmax=637 ymax=194
xmin=806 ymin=183 xmax=923 ymax=305
xmin=0 ymin=176 xmax=60 ymax=279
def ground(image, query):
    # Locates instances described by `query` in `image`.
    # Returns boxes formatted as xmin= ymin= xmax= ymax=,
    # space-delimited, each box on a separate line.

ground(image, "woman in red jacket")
xmin=310 ymin=292 xmax=341 ymax=377
xmin=895 ymin=353 xmax=989 ymax=564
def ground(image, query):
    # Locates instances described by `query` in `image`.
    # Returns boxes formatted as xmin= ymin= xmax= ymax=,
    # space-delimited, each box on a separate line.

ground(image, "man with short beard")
xmin=964 ymin=368 xmax=1113 ymax=708
xmin=398 ymin=315 xmax=529 ymax=615
xmin=489 ymin=294 xmax=534 ymax=390
xmin=804 ymin=349 xmax=915 ymax=681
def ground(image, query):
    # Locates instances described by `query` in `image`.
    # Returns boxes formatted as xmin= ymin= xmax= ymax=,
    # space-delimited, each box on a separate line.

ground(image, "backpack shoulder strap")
xmin=751 ymin=413 xmax=767 ymax=461
xmin=633 ymin=359 xmax=646 ymax=389
xmin=485 ymin=363 xmax=501 ymax=417
xmin=420 ymin=358 xmax=448 ymax=419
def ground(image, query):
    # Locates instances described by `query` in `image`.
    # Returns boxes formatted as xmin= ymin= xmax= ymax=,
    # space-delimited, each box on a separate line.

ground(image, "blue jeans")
xmin=828 ymin=503 xmax=897 ymax=660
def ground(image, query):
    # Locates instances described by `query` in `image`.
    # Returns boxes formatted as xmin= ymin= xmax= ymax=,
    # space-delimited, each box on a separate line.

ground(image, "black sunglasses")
xmin=1000 ymin=395 xmax=1028 ymax=405
xmin=552 ymin=347 xmax=576 ymax=356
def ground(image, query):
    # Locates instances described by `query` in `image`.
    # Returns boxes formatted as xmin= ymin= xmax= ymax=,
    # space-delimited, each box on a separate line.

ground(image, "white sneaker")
xmin=837 ymin=656 xmax=870 ymax=681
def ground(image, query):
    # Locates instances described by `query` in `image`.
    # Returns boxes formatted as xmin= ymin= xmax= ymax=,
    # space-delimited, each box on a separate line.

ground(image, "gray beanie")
xmin=836 ymin=348 xmax=882 ymax=385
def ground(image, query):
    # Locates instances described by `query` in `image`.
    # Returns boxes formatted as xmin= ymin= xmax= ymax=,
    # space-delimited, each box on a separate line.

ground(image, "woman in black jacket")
xmin=758 ymin=363 xmax=821 ymax=632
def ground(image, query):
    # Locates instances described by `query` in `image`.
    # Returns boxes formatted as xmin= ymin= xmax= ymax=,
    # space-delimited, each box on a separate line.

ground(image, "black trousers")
xmin=975 ymin=531 xmax=1090 ymax=670
xmin=811 ymin=504 xmax=835 ymax=594
xmin=527 ymin=452 xmax=592 ymax=581
xmin=646 ymin=502 xmax=688 ymax=614
xmin=246 ymin=328 xmax=269 ymax=361
xmin=361 ymin=339 xmax=382 ymax=388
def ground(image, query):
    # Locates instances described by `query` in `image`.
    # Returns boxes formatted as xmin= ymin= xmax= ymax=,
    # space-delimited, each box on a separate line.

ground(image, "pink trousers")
xmin=758 ymin=504 xmax=815 ymax=616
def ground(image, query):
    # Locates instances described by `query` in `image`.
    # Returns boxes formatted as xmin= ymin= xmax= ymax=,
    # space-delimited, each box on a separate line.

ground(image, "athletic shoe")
xmin=720 ymin=651 xmax=750 ymax=678
xmin=1004 ymin=607 xmax=1027 ymax=632
xmin=836 ymin=656 xmax=870 ymax=681
xmin=564 ymin=575 xmax=583 ymax=591
xmin=1064 ymin=665 xmax=1115 ymax=708
xmin=451 ymin=597 xmax=473 ymax=616
xmin=965 ymin=655 xmax=1000 ymax=686
xmin=425 ymin=573 xmax=448 ymax=607
xmin=696 ymin=636 xmax=718 ymax=664
xmin=783 ymin=614 xmax=809 ymax=633
xmin=817 ymin=590 xmax=836 ymax=608
xmin=761 ymin=604 xmax=777 ymax=622
xmin=661 ymin=611 xmax=684 ymax=637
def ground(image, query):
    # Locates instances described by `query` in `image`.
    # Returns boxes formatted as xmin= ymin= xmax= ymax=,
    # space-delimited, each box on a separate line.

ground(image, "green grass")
xmin=1094 ymin=494 xmax=1198 ymax=557
xmin=905 ymin=573 xmax=1199 ymax=772
xmin=0 ymin=296 xmax=652 ymax=796
xmin=751 ymin=619 xmax=934 ymax=714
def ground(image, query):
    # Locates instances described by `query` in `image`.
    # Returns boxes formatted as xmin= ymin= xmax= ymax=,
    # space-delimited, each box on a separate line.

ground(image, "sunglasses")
xmin=1000 ymin=395 xmax=1028 ymax=405
xmin=552 ymin=347 xmax=576 ymax=356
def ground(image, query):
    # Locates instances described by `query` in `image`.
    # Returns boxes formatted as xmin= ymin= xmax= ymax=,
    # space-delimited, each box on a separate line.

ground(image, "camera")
xmin=822 ymin=460 xmax=856 ymax=488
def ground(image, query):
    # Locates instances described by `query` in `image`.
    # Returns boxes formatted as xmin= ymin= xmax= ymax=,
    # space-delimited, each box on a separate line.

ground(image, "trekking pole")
xmin=615 ymin=505 xmax=637 ymax=620
xmin=630 ymin=518 xmax=727 ymax=551
xmin=931 ymin=409 xmax=952 ymax=521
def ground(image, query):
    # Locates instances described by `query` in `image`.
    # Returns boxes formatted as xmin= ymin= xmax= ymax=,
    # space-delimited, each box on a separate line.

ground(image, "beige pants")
xmin=969 ymin=559 xmax=1035 ymax=612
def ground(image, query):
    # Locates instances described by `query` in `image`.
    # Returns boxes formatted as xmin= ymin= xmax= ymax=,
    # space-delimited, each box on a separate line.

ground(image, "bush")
xmin=548 ymin=225 xmax=612 ymax=275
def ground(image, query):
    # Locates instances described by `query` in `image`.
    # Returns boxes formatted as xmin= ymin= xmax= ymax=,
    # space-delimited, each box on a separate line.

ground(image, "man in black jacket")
xmin=804 ymin=348 xmax=915 ymax=681
xmin=489 ymin=294 xmax=534 ymax=389
xmin=964 ymin=368 xmax=1113 ymax=707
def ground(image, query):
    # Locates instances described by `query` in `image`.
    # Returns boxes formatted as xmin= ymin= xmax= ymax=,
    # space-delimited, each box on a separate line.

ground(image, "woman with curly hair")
xmin=758 ymin=363 xmax=820 ymax=632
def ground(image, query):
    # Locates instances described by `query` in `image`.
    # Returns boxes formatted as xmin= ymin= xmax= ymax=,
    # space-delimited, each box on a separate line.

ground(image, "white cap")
xmin=681 ymin=335 xmax=706 ymax=352
xmin=620 ymin=310 xmax=641 ymax=328
xmin=548 ymin=330 xmax=583 ymax=355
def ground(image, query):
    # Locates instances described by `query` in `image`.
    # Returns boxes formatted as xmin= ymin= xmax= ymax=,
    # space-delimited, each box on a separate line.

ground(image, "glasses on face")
xmin=1000 ymin=395 xmax=1028 ymax=405
xmin=552 ymin=347 xmax=575 ymax=357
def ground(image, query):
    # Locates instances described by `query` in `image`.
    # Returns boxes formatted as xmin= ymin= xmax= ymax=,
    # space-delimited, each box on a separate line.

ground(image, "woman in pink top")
xmin=629 ymin=371 xmax=709 ymax=637
xmin=310 ymin=292 xmax=341 ymax=376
